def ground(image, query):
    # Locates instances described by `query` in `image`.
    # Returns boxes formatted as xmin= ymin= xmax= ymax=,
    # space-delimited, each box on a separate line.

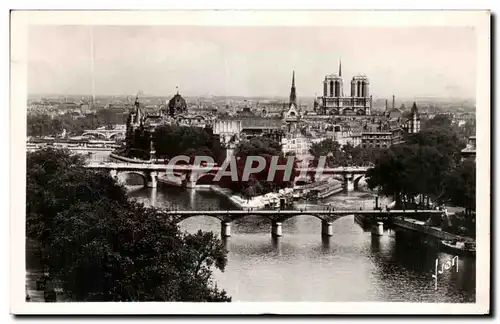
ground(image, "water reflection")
xmin=128 ymin=184 xmax=475 ymax=303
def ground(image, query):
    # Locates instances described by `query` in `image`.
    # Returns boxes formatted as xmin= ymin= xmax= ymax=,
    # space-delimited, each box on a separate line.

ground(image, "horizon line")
xmin=27 ymin=93 xmax=476 ymax=101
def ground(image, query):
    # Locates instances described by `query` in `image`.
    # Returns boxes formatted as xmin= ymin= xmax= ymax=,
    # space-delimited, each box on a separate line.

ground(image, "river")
xmin=128 ymin=184 xmax=476 ymax=303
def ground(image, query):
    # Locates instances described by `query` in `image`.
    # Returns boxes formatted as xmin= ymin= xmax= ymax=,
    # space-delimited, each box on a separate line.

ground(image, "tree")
xmin=27 ymin=148 xmax=231 ymax=302
xmin=309 ymin=139 xmax=383 ymax=167
xmin=443 ymin=160 xmax=476 ymax=216
xmin=367 ymin=114 xmax=473 ymax=210
xmin=366 ymin=144 xmax=449 ymax=208
xmin=152 ymin=125 xmax=224 ymax=164
xmin=235 ymin=136 xmax=282 ymax=157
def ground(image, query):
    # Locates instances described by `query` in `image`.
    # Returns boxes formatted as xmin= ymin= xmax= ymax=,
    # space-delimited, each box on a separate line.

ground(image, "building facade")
xmin=316 ymin=61 xmax=372 ymax=116
xmin=406 ymin=102 xmax=421 ymax=134
xmin=461 ymin=136 xmax=476 ymax=162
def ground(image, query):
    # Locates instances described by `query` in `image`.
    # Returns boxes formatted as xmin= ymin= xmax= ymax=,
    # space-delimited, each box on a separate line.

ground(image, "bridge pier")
xmin=109 ymin=169 xmax=118 ymax=179
xmin=353 ymin=178 xmax=360 ymax=191
xmin=183 ymin=180 xmax=197 ymax=189
xmin=371 ymin=222 xmax=384 ymax=236
xmin=271 ymin=222 xmax=283 ymax=237
xmin=221 ymin=221 xmax=231 ymax=238
xmin=343 ymin=176 xmax=349 ymax=193
xmin=321 ymin=220 xmax=333 ymax=236
xmin=146 ymin=171 xmax=158 ymax=188
xmin=182 ymin=171 xmax=197 ymax=189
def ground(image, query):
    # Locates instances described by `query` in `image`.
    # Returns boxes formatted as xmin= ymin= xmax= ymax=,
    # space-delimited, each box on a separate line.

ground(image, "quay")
xmin=391 ymin=217 xmax=475 ymax=242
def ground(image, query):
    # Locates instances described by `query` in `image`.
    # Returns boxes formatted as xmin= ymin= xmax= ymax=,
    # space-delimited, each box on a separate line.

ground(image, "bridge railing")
xmin=86 ymin=161 xmax=371 ymax=172
xmin=157 ymin=208 xmax=444 ymax=215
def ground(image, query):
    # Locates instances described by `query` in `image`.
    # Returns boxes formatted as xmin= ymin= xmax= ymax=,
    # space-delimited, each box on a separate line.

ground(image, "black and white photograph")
xmin=10 ymin=10 xmax=490 ymax=315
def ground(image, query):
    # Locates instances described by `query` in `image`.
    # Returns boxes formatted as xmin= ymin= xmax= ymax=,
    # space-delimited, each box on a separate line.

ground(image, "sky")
xmin=27 ymin=25 xmax=477 ymax=99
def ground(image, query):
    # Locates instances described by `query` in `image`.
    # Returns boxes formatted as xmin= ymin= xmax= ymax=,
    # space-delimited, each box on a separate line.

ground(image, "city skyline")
xmin=28 ymin=26 xmax=477 ymax=100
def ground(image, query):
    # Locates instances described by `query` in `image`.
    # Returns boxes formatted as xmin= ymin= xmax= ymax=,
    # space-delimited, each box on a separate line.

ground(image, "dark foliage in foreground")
xmin=26 ymin=148 xmax=231 ymax=301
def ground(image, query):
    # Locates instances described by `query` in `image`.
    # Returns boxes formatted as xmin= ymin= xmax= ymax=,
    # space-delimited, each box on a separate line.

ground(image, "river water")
xmin=128 ymin=185 xmax=476 ymax=303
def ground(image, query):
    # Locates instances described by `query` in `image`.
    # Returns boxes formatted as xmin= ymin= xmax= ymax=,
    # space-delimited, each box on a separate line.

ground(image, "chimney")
xmin=392 ymin=95 xmax=395 ymax=110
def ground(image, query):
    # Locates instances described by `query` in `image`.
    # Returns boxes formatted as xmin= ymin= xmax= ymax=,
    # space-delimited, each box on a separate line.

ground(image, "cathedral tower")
xmin=289 ymin=70 xmax=297 ymax=107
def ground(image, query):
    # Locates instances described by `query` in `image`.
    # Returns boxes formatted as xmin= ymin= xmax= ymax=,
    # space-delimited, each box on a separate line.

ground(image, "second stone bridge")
xmin=160 ymin=209 xmax=444 ymax=238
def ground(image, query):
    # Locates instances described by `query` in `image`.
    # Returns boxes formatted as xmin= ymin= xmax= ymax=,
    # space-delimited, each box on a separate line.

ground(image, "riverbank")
xmin=154 ymin=174 xmax=291 ymax=210
xmin=392 ymin=217 xmax=475 ymax=242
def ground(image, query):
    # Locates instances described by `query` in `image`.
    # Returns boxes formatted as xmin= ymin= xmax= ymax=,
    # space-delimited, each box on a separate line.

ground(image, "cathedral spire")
xmin=135 ymin=95 xmax=140 ymax=111
xmin=289 ymin=70 xmax=297 ymax=106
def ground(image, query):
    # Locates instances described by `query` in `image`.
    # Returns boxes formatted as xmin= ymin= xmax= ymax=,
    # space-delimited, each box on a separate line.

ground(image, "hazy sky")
xmin=28 ymin=25 xmax=476 ymax=99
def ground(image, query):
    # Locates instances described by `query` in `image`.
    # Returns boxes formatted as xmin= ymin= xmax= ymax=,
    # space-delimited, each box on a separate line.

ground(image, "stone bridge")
xmin=82 ymin=129 xmax=126 ymax=140
xmin=85 ymin=161 xmax=371 ymax=191
xmin=160 ymin=209 xmax=444 ymax=238
xmin=296 ymin=166 xmax=370 ymax=191
xmin=85 ymin=162 xmax=216 ymax=188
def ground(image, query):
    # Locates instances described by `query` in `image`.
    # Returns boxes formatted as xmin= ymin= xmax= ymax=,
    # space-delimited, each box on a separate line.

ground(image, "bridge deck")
xmin=160 ymin=210 xmax=442 ymax=215
xmin=85 ymin=162 xmax=369 ymax=173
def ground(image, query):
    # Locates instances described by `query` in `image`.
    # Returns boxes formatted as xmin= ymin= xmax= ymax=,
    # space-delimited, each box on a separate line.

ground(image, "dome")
xmin=168 ymin=93 xmax=187 ymax=117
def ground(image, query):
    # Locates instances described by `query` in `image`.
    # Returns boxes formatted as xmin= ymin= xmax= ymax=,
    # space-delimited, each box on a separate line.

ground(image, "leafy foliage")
xmin=26 ymin=148 xmax=231 ymax=301
xmin=221 ymin=137 xmax=298 ymax=198
xmin=129 ymin=124 xmax=225 ymax=164
xmin=366 ymin=114 xmax=475 ymax=214
xmin=443 ymin=159 xmax=476 ymax=215
xmin=309 ymin=139 xmax=384 ymax=167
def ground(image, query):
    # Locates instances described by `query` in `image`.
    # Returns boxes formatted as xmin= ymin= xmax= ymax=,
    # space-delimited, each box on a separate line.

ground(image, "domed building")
xmin=168 ymin=90 xmax=187 ymax=117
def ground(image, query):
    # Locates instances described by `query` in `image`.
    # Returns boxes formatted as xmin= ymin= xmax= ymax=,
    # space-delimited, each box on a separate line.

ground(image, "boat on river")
xmin=441 ymin=240 xmax=476 ymax=256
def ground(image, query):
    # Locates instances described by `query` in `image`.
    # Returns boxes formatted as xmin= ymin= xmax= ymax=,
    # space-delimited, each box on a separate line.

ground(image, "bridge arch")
xmin=227 ymin=213 xmax=275 ymax=222
xmin=175 ymin=214 xmax=225 ymax=223
xmin=82 ymin=131 xmax=108 ymax=140
xmin=116 ymin=170 xmax=148 ymax=186
xmin=194 ymin=173 xmax=217 ymax=185
xmin=331 ymin=175 xmax=345 ymax=182
xmin=277 ymin=213 xmax=328 ymax=223
xmin=353 ymin=174 xmax=367 ymax=188
xmin=108 ymin=132 xmax=124 ymax=140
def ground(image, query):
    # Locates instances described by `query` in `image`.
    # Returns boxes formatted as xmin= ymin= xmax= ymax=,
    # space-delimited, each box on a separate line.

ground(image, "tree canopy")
xmin=220 ymin=137 xmax=298 ymax=198
xmin=27 ymin=148 xmax=231 ymax=301
xmin=128 ymin=124 xmax=225 ymax=164
xmin=366 ymin=114 xmax=475 ymax=213
xmin=309 ymin=139 xmax=383 ymax=167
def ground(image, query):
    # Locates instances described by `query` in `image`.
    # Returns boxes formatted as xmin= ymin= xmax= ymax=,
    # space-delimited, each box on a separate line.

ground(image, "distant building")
xmin=316 ymin=61 xmax=372 ymax=116
xmin=404 ymin=102 xmax=421 ymax=134
xmin=213 ymin=108 xmax=285 ymax=145
xmin=167 ymin=90 xmax=188 ymax=117
xmin=361 ymin=132 xmax=392 ymax=149
xmin=461 ymin=136 xmax=476 ymax=161
xmin=283 ymin=71 xmax=302 ymax=133
xmin=281 ymin=131 xmax=312 ymax=160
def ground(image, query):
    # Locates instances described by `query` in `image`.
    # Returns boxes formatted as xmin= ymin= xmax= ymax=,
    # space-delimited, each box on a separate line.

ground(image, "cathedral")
xmin=316 ymin=61 xmax=372 ymax=116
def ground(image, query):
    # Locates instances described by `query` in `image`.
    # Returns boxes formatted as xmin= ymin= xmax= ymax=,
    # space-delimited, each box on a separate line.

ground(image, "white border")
xmin=9 ymin=10 xmax=491 ymax=315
